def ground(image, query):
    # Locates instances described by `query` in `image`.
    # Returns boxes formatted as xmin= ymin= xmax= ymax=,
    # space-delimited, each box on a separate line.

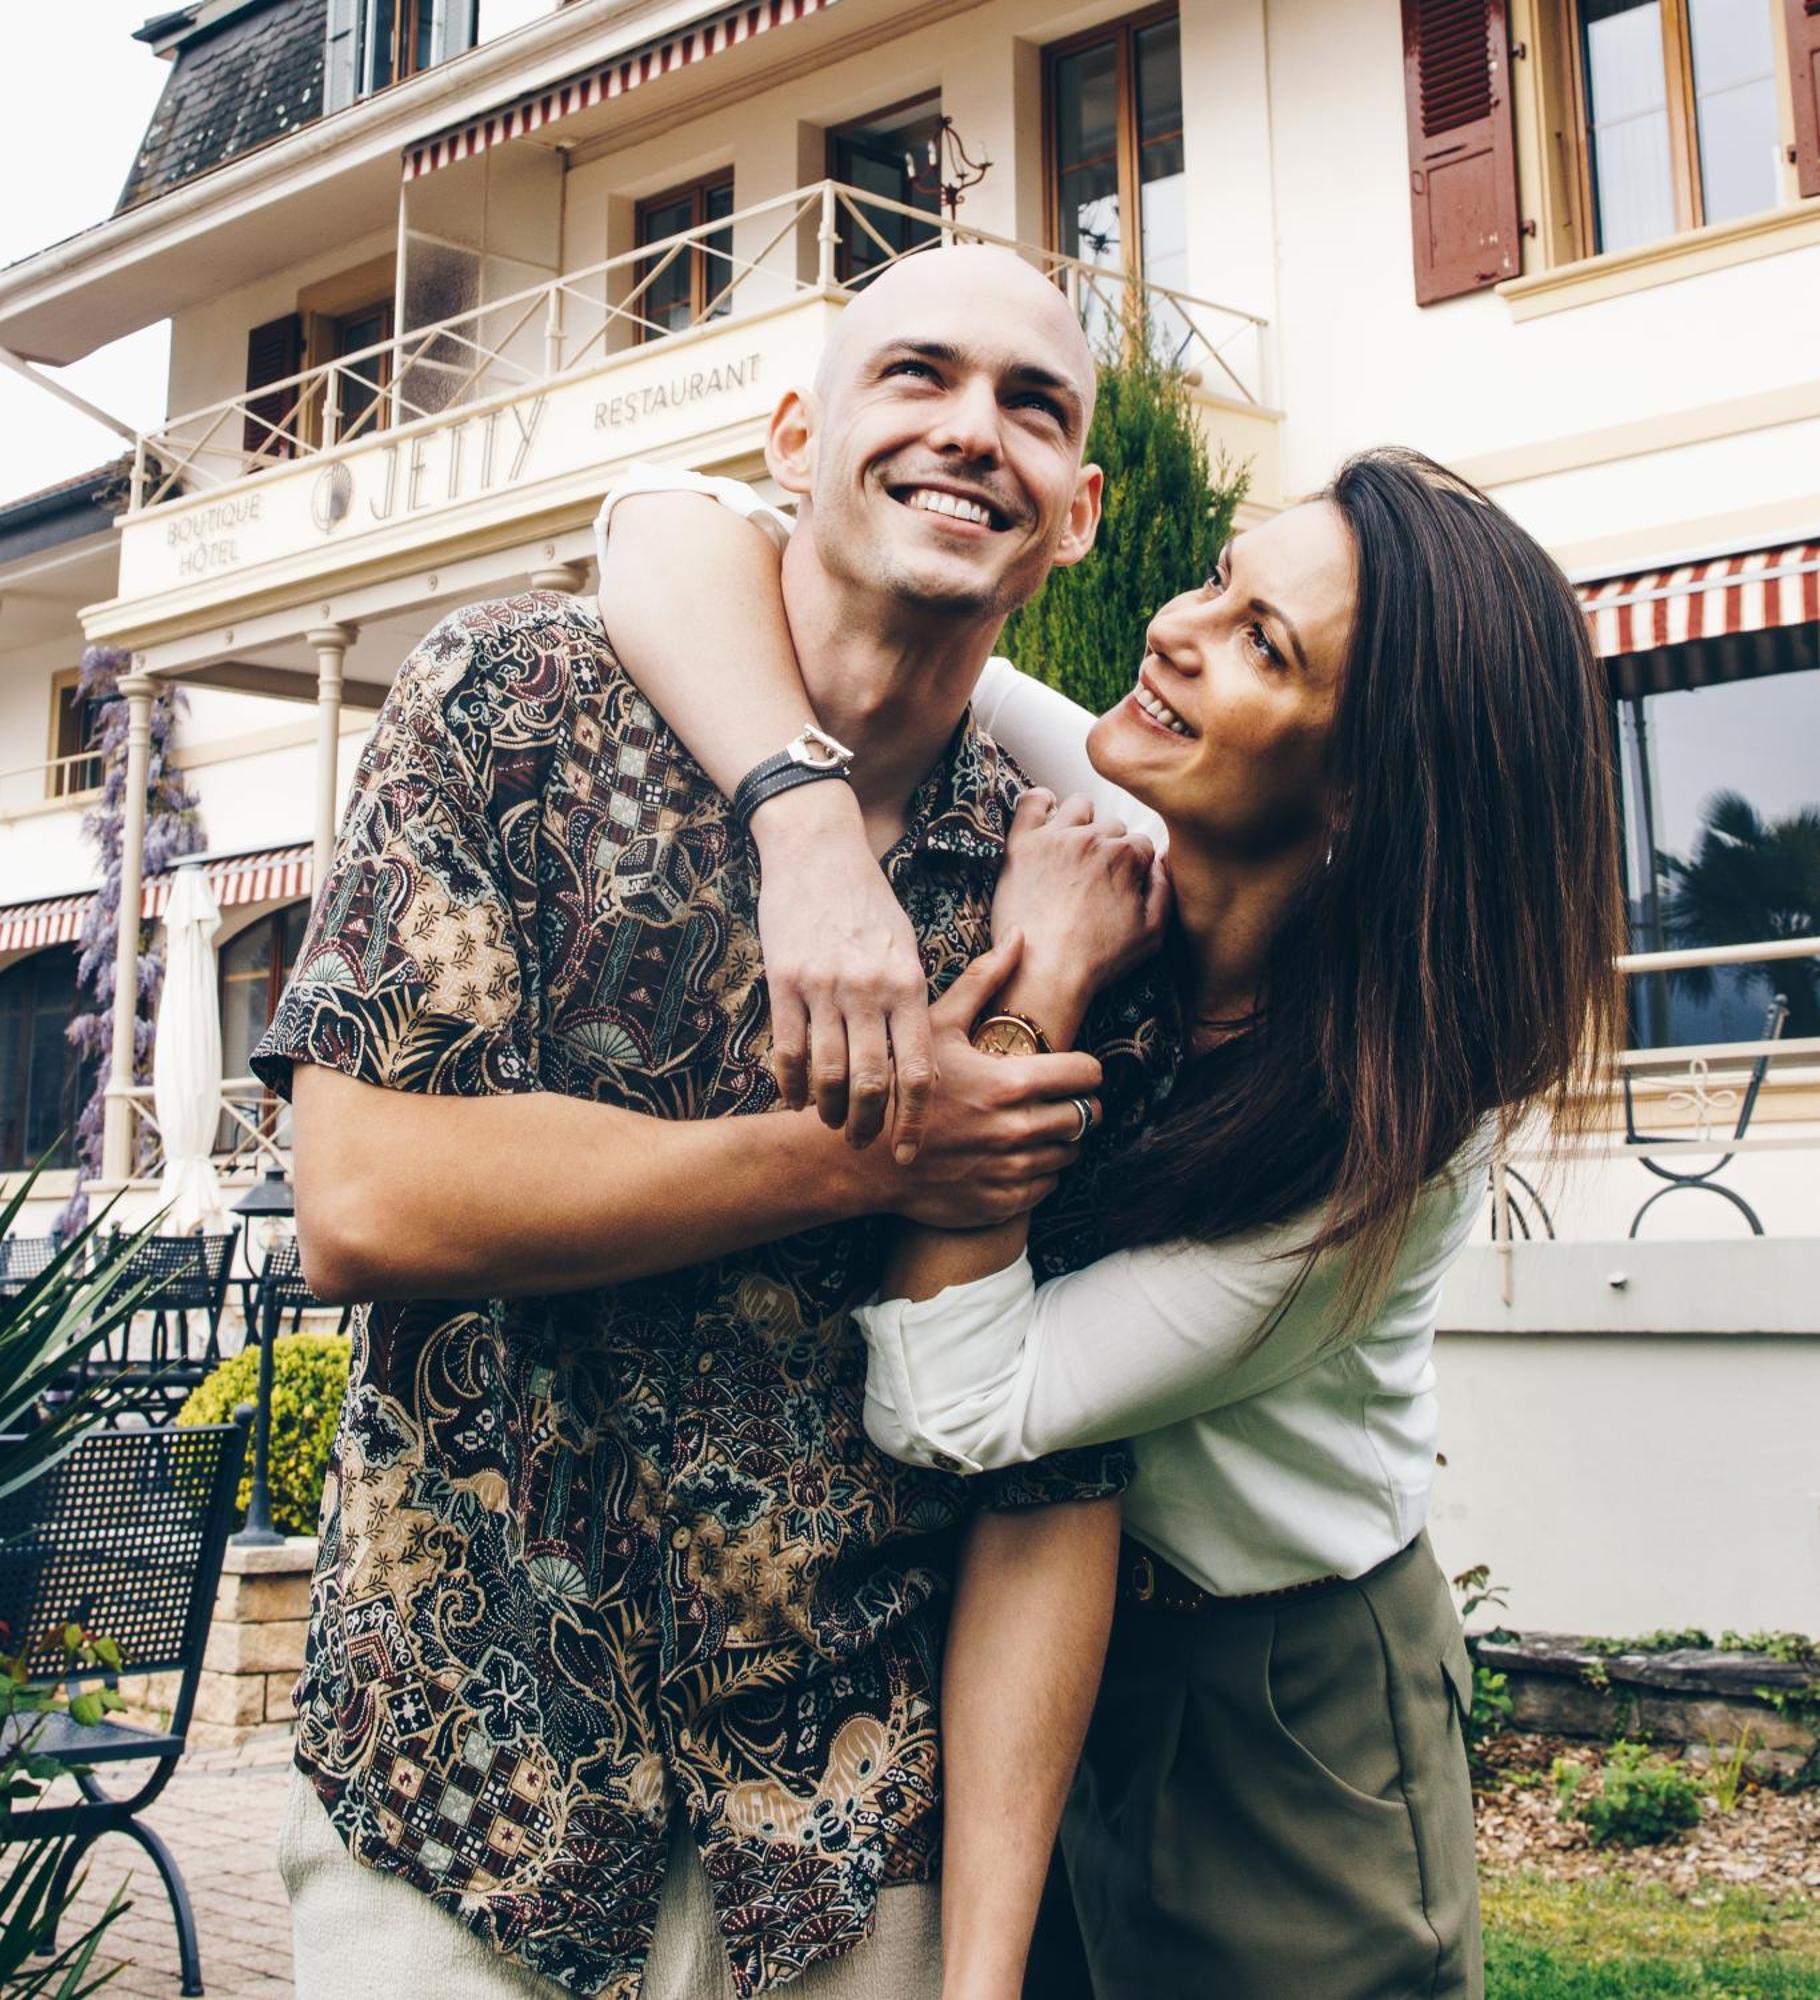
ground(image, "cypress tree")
xmin=1000 ymin=314 xmax=1252 ymax=714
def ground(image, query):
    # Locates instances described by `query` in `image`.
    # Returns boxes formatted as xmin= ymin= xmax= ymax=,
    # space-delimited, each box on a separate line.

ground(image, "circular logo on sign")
xmin=311 ymin=463 xmax=353 ymax=535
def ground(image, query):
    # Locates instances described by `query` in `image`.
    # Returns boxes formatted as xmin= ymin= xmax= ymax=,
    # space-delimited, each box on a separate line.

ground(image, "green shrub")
xmin=1554 ymin=1742 xmax=1704 ymax=1849
xmin=1451 ymin=1564 xmax=1515 ymax=1760
xmin=998 ymin=302 xmax=1251 ymax=717
xmin=178 ymin=1334 xmax=350 ymax=1536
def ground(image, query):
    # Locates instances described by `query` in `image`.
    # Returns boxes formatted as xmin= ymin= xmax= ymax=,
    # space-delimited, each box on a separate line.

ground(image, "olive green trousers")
xmin=1038 ymin=1532 xmax=1483 ymax=2000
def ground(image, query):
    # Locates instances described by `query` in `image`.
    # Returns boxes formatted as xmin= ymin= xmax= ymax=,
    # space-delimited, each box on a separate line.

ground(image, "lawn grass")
xmin=1485 ymin=1872 xmax=1820 ymax=1999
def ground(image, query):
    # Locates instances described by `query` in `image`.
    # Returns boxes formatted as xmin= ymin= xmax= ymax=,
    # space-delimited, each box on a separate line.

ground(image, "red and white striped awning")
xmin=0 ymin=890 xmax=94 ymax=957
xmin=142 ymin=844 xmax=313 ymax=919
xmin=404 ymin=0 xmax=843 ymax=181
xmin=0 ymin=843 xmax=313 ymax=957
xmin=1577 ymin=542 xmax=1820 ymax=660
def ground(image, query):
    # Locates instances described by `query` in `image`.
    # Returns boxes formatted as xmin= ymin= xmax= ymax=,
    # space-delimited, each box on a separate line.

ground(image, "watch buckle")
xmin=787 ymin=723 xmax=855 ymax=772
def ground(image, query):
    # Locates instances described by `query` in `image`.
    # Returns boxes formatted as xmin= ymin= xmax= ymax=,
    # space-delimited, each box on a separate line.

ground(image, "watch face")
xmin=972 ymin=1014 xmax=1041 ymax=1058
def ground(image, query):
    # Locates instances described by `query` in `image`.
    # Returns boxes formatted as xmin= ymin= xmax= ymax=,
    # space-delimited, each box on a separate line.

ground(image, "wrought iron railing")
xmin=127 ymin=182 xmax=1271 ymax=508
xmin=1484 ymin=936 xmax=1820 ymax=1290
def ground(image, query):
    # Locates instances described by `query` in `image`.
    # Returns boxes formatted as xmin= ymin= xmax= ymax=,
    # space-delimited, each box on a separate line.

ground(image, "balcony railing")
xmin=127 ymin=182 xmax=1271 ymax=509
xmin=1484 ymin=936 xmax=1820 ymax=1293
xmin=0 ymin=748 xmax=104 ymax=810
xmin=119 ymin=1078 xmax=288 ymax=1189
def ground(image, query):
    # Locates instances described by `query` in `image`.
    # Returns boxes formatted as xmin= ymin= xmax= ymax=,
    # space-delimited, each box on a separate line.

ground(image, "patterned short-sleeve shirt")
xmin=252 ymin=593 xmax=1174 ymax=1998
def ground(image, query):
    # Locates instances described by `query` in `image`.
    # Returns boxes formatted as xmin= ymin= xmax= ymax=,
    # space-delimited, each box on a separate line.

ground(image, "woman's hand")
xmin=751 ymin=782 xmax=936 ymax=1161
xmin=991 ymin=789 xmax=1172 ymax=1042
xmin=849 ymin=938 xmax=1104 ymax=1230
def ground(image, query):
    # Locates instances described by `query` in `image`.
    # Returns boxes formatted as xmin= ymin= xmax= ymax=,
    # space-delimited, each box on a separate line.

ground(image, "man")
xmin=256 ymin=247 xmax=1169 ymax=2000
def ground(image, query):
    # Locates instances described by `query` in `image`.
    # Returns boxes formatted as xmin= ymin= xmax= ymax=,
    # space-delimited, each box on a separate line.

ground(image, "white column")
xmin=308 ymin=624 xmax=358 ymax=896
xmin=100 ymin=673 xmax=158 ymax=1187
xmin=529 ymin=551 xmax=589 ymax=594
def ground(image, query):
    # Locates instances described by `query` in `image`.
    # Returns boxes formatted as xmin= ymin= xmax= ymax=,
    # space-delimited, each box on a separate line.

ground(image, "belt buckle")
xmin=1130 ymin=1555 xmax=1155 ymax=1603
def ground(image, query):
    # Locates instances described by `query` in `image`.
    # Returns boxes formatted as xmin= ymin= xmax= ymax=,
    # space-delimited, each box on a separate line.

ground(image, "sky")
xmin=0 ymin=4 xmax=177 ymax=503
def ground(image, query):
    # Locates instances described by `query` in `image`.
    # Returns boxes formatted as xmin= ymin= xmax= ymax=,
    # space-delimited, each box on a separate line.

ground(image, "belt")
xmin=1116 ymin=1534 xmax=1417 ymax=1615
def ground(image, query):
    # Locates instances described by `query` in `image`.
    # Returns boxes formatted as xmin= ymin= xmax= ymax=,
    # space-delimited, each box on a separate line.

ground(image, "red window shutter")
xmin=1400 ymin=0 xmax=1521 ymax=305
xmin=243 ymin=313 xmax=304 ymax=459
xmin=1789 ymin=0 xmax=1820 ymax=200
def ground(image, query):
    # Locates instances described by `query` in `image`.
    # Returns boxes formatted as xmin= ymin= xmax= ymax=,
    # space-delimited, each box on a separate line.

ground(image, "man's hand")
xmin=855 ymin=937 xmax=1103 ymax=1230
xmin=750 ymin=781 xmax=936 ymax=1162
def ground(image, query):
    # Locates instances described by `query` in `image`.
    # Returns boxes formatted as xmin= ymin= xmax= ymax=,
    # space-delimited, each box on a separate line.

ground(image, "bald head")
xmin=814 ymin=244 xmax=1097 ymax=431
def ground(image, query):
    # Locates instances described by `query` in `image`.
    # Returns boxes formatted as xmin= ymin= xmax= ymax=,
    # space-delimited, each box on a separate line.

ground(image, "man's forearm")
xmin=292 ymin=1064 xmax=870 ymax=1301
xmin=941 ymin=1497 xmax=1120 ymax=1998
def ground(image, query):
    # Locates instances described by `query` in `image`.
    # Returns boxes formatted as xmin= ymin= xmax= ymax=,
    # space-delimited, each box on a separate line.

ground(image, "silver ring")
xmin=1067 ymin=1096 xmax=1093 ymax=1144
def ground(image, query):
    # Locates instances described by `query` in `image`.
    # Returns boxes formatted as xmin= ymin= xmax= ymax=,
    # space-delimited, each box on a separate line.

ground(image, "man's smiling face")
xmin=779 ymin=247 xmax=1102 ymax=624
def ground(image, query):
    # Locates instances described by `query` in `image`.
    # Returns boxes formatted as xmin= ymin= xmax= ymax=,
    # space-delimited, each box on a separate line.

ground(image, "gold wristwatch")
xmin=970 ymin=1011 xmax=1053 ymax=1058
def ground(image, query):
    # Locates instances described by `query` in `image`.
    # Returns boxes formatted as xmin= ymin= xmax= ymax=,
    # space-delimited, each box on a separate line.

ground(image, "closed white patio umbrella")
xmin=153 ymin=860 xmax=226 ymax=1231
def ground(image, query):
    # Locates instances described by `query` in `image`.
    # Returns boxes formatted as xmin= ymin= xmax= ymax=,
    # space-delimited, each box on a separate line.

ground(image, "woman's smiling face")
xmin=1088 ymin=499 xmax=1358 ymax=861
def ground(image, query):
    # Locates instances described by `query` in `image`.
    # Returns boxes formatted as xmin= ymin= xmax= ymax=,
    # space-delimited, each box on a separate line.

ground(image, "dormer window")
xmin=324 ymin=0 xmax=477 ymax=111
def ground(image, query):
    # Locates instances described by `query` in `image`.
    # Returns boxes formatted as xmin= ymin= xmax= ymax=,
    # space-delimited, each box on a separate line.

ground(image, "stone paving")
xmin=57 ymin=1729 xmax=295 ymax=1998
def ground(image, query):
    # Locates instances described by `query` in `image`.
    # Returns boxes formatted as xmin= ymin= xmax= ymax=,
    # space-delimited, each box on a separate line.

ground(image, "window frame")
xmin=1042 ymin=2 xmax=1182 ymax=282
xmin=632 ymin=172 xmax=736 ymax=345
xmin=825 ymin=91 xmax=946 ymax=286
xmin=317 ymin=298 xmax=396 ymax=445
xmin=365 ymin=0 xmax=434 ymax=93
xmin=0 ymin=946 xmax=89 ymax=1173
xmin=46 ymin=668 xmax=105 ymax=803
xmin=217 ymin=903 xmax=311 ymax=1150
xmin=1559 ymin=0 xmax=1782 ymax=253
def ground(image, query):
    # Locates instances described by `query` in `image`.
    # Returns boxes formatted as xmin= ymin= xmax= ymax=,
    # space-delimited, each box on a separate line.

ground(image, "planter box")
xmin=1473 ymin=1631 xmax=1818 ymax=1777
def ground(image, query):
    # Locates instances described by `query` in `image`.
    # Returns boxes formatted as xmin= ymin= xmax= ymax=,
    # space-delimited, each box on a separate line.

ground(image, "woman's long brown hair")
xmin=1111 ymin=447 xmax=1627 ymax=1332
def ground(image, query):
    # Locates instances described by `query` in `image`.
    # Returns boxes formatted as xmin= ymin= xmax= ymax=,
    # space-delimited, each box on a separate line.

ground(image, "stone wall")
xmin=119 ymin=1535 xmax=315 ymax=1746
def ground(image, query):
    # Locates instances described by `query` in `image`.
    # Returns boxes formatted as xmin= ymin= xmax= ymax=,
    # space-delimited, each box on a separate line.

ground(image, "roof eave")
xmin=0 ymin=0 xmax=718 ymax=363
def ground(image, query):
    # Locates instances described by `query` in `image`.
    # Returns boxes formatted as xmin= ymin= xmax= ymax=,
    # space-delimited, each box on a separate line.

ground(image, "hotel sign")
xmin=117 ymin=301 xmax=839 ymax=603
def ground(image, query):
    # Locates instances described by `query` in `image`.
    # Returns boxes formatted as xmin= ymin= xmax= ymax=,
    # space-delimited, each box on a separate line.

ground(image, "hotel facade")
xmin=1 ymin=0 xmax=1816 ymax=1632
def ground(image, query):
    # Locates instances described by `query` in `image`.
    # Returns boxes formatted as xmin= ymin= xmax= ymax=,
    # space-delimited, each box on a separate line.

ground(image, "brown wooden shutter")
xmin=243 ymin=313 xmax=303 ymax=459
xmin=1789 ymin=0 xmax=1820 ymax=200
xmin=1401 ymin=0 xmax=1521 ymax=305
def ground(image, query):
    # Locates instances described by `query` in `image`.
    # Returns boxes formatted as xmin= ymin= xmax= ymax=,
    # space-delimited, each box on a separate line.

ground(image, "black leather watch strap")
xmin=731 ymin=753 xmax=851 ymax=833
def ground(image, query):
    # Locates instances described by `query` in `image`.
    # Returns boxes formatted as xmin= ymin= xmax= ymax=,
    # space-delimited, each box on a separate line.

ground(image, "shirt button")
xmin=670 ymin=1526 xmax=693 ymax=1551
xmin=931 ymin=1451 xmax=961 ymax=1474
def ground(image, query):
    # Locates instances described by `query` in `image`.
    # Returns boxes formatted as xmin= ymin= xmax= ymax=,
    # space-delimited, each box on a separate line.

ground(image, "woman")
xmin=596 ymin=447 xmax=1624 ymax=1998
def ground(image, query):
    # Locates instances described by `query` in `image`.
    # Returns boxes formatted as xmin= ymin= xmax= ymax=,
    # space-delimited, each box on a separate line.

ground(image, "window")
xmin=363 ymin=0 xmax=435 ymax=89
xmin=634 ymin=176 xmax=736 ymax=341
xmin=1047 ymin=9 xmax=1186 ymax=348
xmin=1614 ymin=647 xmax=1820 ymax=1048
xmin=323 ymin=0 xmax=477 ymax=111
xmin=0 ymin=948 xmax=92 ymax=1172
xmin=48 ymin=669 xmax=105 ymax=801
xmin=326 ymin=301 xmax=394 ymax=442
xmin=1571 ymin=0 xmax=1782 ymax=254
xmin=827 ymin=95 xmax=945 ymax=286
xmin=218 ymin=905 xmax=311 ymax=1151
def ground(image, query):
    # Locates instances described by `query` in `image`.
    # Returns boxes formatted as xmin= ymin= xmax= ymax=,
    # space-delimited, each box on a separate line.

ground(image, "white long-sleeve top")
xmin=597 ymin=463 xmax=1484 ymax=1596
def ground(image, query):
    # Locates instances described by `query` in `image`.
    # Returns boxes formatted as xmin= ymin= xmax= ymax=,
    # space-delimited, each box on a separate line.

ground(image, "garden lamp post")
xmin=230 ymin=1167 xmax=294 ymax=1547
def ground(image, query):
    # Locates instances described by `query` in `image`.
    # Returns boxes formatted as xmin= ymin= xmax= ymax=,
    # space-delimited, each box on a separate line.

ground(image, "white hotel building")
xmin=0 ymin=0 xmax=1815 ymax=1632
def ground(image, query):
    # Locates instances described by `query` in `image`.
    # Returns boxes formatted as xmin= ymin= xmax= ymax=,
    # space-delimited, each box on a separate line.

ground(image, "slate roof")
xmin=117 ymin=0 xmax=326 ymax=213
xmin=0 ymin=459 xmax=130 ymax=569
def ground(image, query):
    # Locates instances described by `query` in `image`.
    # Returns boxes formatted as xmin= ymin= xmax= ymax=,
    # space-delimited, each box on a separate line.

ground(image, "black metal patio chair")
xmin=0 ymin=1234 xmax=61 ymax=1297
xmin=0 ymin=1417 xmax=248 ymax=1997
xmin=84 ymin=1230 xmax=242 ymax=1421
xmin=235 ymin=1234 xmax=352 ymax=1340
xmin=1623 ymin=992 xmax=1790 ymax=1237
